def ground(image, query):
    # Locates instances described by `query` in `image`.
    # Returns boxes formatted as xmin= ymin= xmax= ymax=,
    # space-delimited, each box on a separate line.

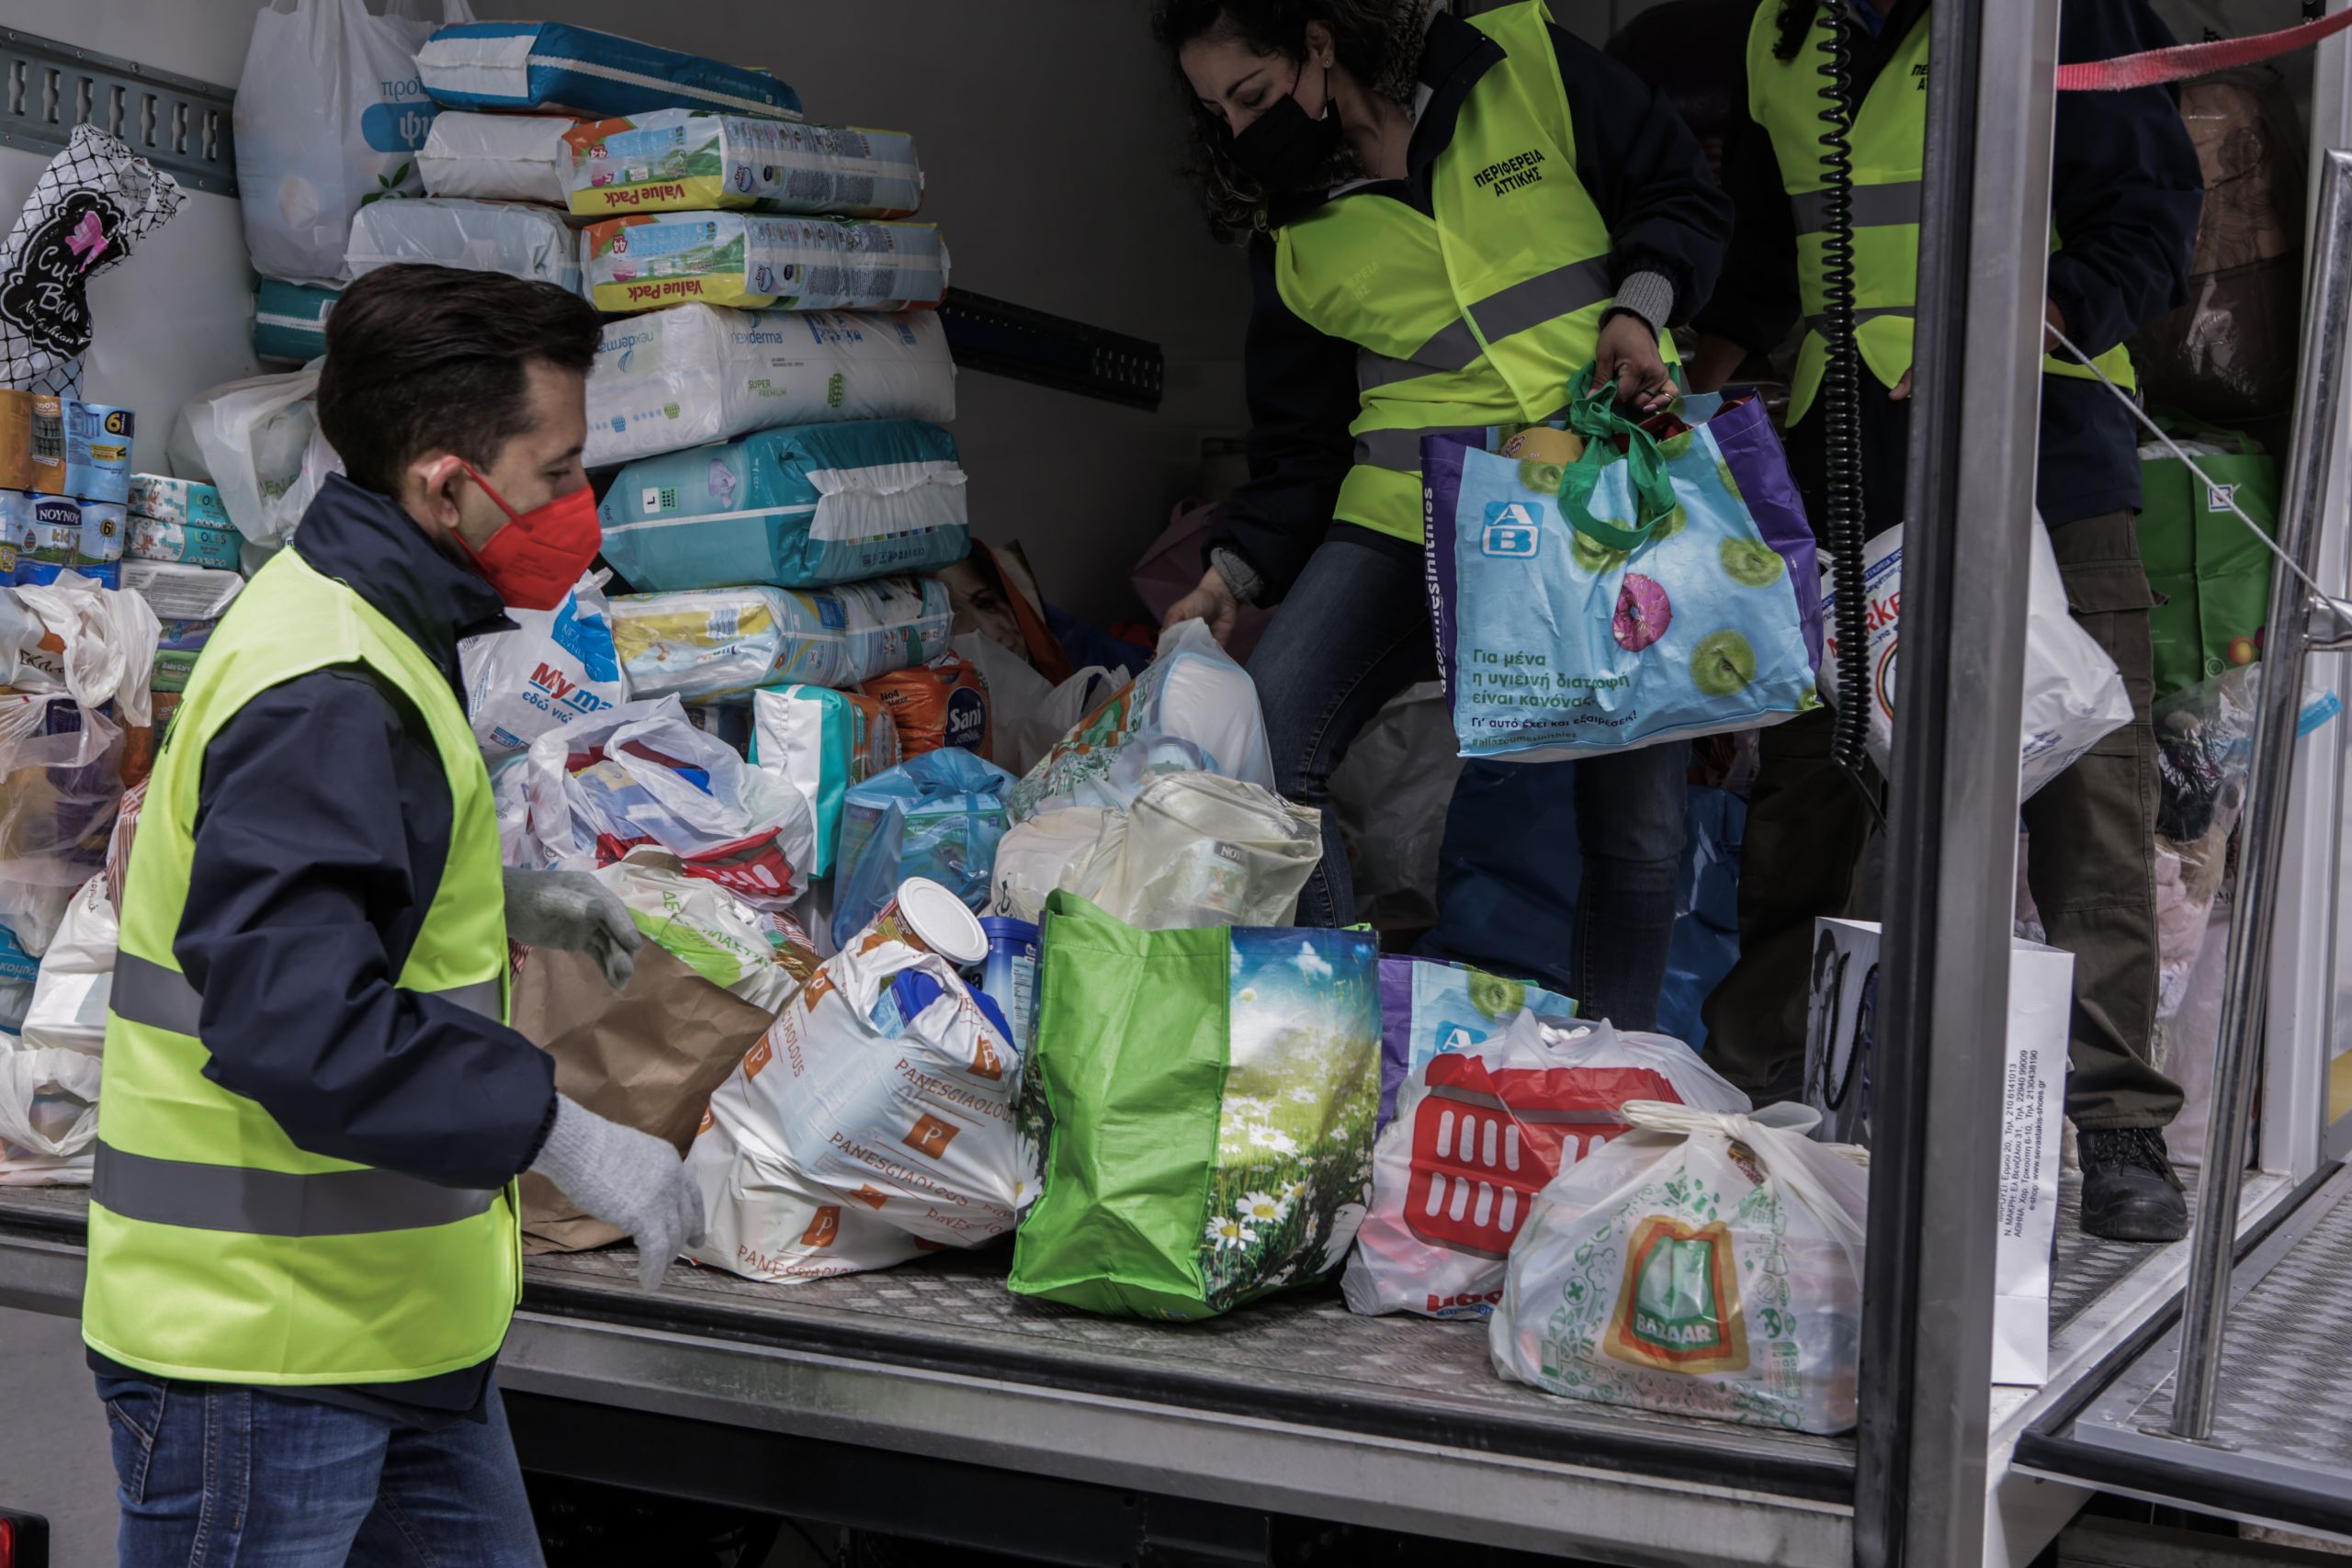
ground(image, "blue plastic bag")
xmin=833 ymin=750 xmax=1016 ymax=948
xmin=1423 ymin=377 xmax=1823 ymax=760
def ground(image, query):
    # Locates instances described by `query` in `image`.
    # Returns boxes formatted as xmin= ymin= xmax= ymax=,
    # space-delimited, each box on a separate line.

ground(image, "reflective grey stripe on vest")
xmin=1790 ymin=180 xmax=1923 ymax=234
xmin=111 ymin=953 xmax=502 ymax=1036
xmin=1354 ymin=423 xmax=1482 ymax=473
xmin=1804 ymin=304 xmax=1917 ymax=336
xmin=92 ymin=1141 xmax=501 ymax=1236
xmin=1396 ymin=257 xmax=1618 ymax=377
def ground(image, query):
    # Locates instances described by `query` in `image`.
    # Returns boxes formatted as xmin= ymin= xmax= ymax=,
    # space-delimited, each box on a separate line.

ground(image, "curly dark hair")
xmin=1152 ymin=0 xmax=1431 ymax=243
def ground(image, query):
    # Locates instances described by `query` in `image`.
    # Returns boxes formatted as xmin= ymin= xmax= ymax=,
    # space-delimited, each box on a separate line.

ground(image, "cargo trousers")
xmin=1700 ymin=509 xmax=2185 ymax=1129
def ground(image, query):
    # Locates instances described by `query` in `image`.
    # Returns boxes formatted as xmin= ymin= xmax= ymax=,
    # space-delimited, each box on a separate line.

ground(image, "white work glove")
xmin=503 ymin=867 xmax=641 ymax=990
xmin=528 ymin=1095 xmax=705 ymax=1292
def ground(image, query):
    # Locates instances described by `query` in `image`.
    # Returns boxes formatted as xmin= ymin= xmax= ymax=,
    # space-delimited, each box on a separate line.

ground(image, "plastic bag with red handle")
xmin=1340 ymin=1015 xmax=1747 ymax=1321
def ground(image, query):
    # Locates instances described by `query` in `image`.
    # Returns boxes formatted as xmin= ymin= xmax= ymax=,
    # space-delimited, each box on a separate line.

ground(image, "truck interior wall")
xmin=528 ymin=0 xmax=1253 ymax=624
xmin=0 ymin=0 xmax=263 ymax=457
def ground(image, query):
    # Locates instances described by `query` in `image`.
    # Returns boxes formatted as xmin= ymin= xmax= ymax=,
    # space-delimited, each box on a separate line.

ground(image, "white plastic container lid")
xmin=894 ymin=876 xmax=987 ymax=966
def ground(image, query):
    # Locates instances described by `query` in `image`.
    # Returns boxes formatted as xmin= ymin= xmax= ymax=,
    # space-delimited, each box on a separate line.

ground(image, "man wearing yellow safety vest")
xmin=84 ymin=265 xmax=704 ymax=1562
xmin=1154 ymin=0 xmax=1733 ymax=1029
xmin=1689 ymin=0 xmax=2203 ymax=1240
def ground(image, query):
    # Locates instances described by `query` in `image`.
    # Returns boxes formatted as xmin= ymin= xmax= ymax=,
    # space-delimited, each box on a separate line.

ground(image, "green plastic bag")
xmin=2137 ymin=415 xmax=2279 ymax=701
xmin=1009 ymin=893 xmax=1382 ymax=1321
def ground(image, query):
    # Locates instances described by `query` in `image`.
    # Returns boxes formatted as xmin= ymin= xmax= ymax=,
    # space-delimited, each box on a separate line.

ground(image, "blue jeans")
xmin=96 ymin=1375 xmax=543 ymax=1567
xmin=1247 ymin=530 xmax=1687 ymax=1029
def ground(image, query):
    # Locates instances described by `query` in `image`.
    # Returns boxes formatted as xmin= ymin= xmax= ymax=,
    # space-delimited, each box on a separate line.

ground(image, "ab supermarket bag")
xmin=1374 ymin=954 xmax=1578 ymax=1129
xmin=1816 ymin=516 xmax=2132 ymax=800
xmin=1008 ymin=894 xmax=1383 ymax=1321
xmin=1344 ymin=1017 xmax=1748 ymax=1320
xmin=1424 ymin=375 xmax=1822 ymax=760
xmin=234 ymin=0 xmax=475 ymax=286
xmin=1492 ymin=1100 xmax=1868 ymax=1434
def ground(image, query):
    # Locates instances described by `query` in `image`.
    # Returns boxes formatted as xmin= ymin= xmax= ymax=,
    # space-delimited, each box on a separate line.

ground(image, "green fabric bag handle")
xmin=1556 ymin=365 xmax=1679 ymax=552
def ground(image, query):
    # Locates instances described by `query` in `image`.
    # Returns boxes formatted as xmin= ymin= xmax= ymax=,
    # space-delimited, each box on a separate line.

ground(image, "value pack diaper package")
xmin=561 ymin=111 xmax=922 ymax=220
xmin=582 ymin=213 xmax=947 ymax=315
xmin=597 ymin=419 xmax=967 ymax=593
xmin=345 ymin=197 xmax=585 ymax=296
xmin=584 ymin=305 xmax=955 ymax=468
xmin=252 ymin=280 xmax=340 ymax=365
xmin=750 ymin=683 xmax=902 ymax=876
xmin=419 ymin=111 xmax=582 ymax=204
xmin=611 ymin=576 xmax=954 ymax=701
xmin=418 ymin=22 xmax=801 ymax=120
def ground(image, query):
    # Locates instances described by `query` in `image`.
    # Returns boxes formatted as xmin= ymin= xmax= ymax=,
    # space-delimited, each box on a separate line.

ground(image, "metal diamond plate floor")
xmin=2051 ymin=1168 xmax=2200 ymax=1332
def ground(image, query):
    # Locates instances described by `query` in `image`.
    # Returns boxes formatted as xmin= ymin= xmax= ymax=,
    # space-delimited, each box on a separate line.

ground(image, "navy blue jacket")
xmin=91 ymin=475 xmax=550 ymax=1425
xmin=1208 ymin=9 xmax=1735 ymax=601
xmin=1694 ymin=0 xmax=2202 ymax=527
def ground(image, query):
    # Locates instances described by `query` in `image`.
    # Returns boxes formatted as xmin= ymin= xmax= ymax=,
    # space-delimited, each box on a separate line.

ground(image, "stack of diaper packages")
xmin=122 ymin=475 xmax=247 ymax=733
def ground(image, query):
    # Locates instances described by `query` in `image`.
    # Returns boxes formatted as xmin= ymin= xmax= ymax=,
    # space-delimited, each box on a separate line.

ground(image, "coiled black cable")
xmin=1814 ymin=3 xmax=1879 ymax=811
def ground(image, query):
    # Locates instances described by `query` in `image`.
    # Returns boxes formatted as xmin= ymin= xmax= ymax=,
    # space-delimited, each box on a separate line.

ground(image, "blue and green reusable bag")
xmin=1424 ymin=372 xmax=1823 ymax=759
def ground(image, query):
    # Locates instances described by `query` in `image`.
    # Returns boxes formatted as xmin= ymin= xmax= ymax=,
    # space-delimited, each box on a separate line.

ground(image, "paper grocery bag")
xmin=511 ymin=942 xmax=779 ymax=1254
xmin=1801 ymin=917 xmax=2071 ymax=1385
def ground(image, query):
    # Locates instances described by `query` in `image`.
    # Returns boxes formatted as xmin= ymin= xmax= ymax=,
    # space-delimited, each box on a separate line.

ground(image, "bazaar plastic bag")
xmin=168 ymin=369 xmax=343 ymax=547
xmin=1374 ymin=954 xmax=1579 ymax=1129
xmin=592 ymin=852 xmax=811 ymax=1014
xmin=989 ymin=807 xmax=1126 ymax=923
xmin=832 ymin=750 xmax=1015 ymax=948
xmin=1491 ymin=1100 xmax=1867 ymax=1434
xmin=459 ymin=572 xmax=628 ymax=757
xmin=519 ymin=695 xmax=816 ymax=909
xmin=1092 ymin=773 xmax=1321 ymax=930
xmin=1008 ymin=894 xmax=1382 ymax=1321
xmin=0 ymin=127 xmax=185 ymax=395
xmin=19 ymin=874 xmax=114 ymax=1057
xmin=233 ymin=0 xmax=476 ymax=287
xmin=1008 ymin=619 xmax=1273 ymax=819
xmin=1344 ymin=1017 xmax=1747 ymax=1321
xmin=0 ymin=1045 xmax=102 ymax=1184
xmin=1818 ymin=516 xmax=2132 ymax=800
xmin=0 ymin=694 xmax=125 ymax=955
xmin=1423 ymin=377 xmax=1823 ymax=760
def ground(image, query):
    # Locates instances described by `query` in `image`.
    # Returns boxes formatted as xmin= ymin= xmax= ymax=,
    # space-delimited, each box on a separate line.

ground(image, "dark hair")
xmin=1152 ymin=0 xmax=1430 ymax=243
xmin=317 ymin=264 xmax=604 ymax=497
xmin=1606 ymin=0 xmax=1759 ymax=143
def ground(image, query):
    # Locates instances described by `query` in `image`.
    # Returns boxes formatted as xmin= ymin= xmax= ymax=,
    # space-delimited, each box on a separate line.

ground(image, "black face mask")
xmin=1227 ymin=57 xmax=1343 ymax=193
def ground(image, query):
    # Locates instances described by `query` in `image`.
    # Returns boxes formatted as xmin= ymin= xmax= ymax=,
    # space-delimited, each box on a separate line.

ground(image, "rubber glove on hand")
xmin=528 ymin=1096 xmax=706 ymax=1292
xmin=503 ymin=867 xmax=641 ymax=991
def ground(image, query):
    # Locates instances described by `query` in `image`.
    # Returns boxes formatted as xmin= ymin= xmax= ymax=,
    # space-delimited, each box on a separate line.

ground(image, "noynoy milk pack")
xmin=562 ymin=111 xmax=922 ymax=220
xmin=583 ymin=214 xmax=947 ymax=314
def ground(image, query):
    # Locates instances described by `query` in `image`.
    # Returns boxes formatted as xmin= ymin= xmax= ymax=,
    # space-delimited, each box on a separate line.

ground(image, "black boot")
xmin=2079 ymin=1126 xmax=2188 ymax=1243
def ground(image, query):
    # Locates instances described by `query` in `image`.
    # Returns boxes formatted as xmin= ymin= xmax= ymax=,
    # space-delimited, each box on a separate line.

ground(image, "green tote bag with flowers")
xmin=1008 ymin=892 xmax=1382 ymax=1321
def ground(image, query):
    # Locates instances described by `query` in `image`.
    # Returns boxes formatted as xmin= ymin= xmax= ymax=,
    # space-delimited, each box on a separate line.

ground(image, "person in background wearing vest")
xmin=1687 ymin=0 xmax=2203 ymax=1240
xmin=1152 ymin=0 xmax=1733 ymax=1030
xmin=84 ymin=265 xmax=705 ymax=1565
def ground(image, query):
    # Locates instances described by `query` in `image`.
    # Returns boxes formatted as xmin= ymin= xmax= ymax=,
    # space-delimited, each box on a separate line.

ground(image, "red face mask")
xmin=452 ymin=461 xmax=602 ymax=613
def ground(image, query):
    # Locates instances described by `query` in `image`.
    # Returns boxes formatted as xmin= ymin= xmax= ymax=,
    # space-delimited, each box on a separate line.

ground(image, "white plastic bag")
xmin=591 ymin=853 xmax=808 ymax=1015
xmin=1819 ymin=515 xmax=2132 ymax=800
xmin=950 ymin=631 xmax=1123 ymax=777
xmin=0 ymin=693 xmax=126 ymax=956
xmin=232 ymin=0 xmax=476 ymax=286
xmin=1491 ymin=1100 xmax=1868 ymax=1435
xmin=683 ymin=1089 xmax=922 ymax=1285
xmin=7 ymin=573 xmax=158 ymax=729
xmin=19 ymin=875 xmax=115 ymax=1058
xmin=459 ymin=572 xmax=628 ymax=757
xmin=989 ymin=807 xmax=1126 ymax=923
xmin=0 ymin=1045 xmax=103 ymax=1185
xmin=1009 ymin=620 xmax=1274 ymax=819
xmin=519 ymin=696 xmax=817 ymax=909
xmin=168 ymin=369 xmax=344 ymax=547
xmin=1092 ymin=773 xmax=1321 ymax=930
xmin=1343 ymin=1018 xmax=1748 ymax=1321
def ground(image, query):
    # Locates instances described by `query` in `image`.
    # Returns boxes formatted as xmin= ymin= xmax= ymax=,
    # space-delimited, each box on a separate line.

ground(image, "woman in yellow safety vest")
xmin=1153 ymin=0 xmax=1733 ymax=1029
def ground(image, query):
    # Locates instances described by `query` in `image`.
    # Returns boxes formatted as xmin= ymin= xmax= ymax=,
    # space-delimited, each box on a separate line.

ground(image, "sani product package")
xmin=583 ymin=213 xmax=946 ymax=314
xmin=585 ymin=306 xmax=955 ymax=468
xmin=122 ymin=561 xmax=243 ymax=623
xmin=749 ymin=683 xmax=902 ymax=877
xmin=611 ymin=576 xmax=954 ymax=701
xmin=1491 ymin=1101 xmax=1869 ymax=1435
xmin=417 ymin=22 xmax=801 ymax=120
xmin=127 ymin=474 xmax=232 ymax=532
xmin=597 ymin=420 xmax=967 ymax=592
xmin=419 ymin=112 xmax=581 ymax=204
xmin=562 ymin=111 xmax=922 ymax=220
xmin=251 ymin=279 xmax=339 ymax=365
xmin=862 ymin=652 xmax=990 ymax=759
xmin=345 ymin=197 xmax=584 ymax=296
xmin=127 ymin=519 xmax=239 ymax=571
xmin=1342 ymin=1017 xmax=1747 ymax=1322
